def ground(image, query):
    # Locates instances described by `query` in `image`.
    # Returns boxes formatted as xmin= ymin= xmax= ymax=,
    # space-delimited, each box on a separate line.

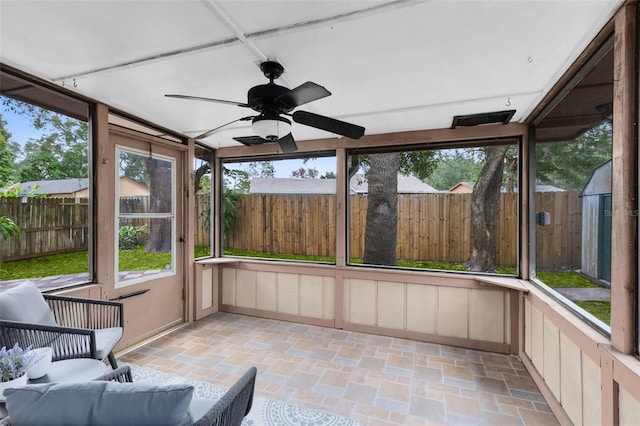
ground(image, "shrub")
xmin=0 ymin=216 xmax=20 ymax=240
xmin=118 ymin=224 xmax=148 ymax=250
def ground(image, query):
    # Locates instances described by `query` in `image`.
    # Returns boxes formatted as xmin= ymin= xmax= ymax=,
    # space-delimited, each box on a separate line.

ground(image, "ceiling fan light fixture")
xmin=252 ymin=115 xmax=291 ymax=141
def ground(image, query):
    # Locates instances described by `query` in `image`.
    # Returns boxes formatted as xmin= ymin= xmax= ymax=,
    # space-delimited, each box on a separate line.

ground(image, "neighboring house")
xmin=250 ymin=174 xmax=439 ymax=194
xmin=349 ymin=174 xmax=439 ymax=194
xmin=580 ymin=160 xmax=612 ymax=283
xmin=535 ymin=184 xmax=566 ymax=192
xmin=250 ymin=178 xmax=335 ymax=194
xmin=449 ymin=182 xmax=474 ymax=193
xmin=448 ymin=182 xmax=565 ymax=193
xmin=13 ymin=177 xmax=149 ymax=198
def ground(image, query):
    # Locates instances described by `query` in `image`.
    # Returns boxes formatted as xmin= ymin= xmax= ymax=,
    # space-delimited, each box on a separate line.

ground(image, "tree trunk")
xmin=363 ymin=153 xmax=400 ymax=265
xmin=467 ymin=146 xmax=508 ymax=272
xmin=145 ymin=158 xmax=172 ymax=252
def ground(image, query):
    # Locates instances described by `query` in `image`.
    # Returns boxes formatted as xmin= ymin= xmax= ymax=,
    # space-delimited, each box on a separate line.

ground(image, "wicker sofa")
xmin=2 ymin=366 xmax=257 ymax=426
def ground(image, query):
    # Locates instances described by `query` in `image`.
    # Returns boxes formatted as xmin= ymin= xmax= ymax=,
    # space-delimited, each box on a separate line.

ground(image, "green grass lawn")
xmin=535 ymin=270 xmax=600 ymax=288
xmin=0 ymin=247 xmax=171 ymax=280
xmin=575 ymin=300 xmax=611 ymax=324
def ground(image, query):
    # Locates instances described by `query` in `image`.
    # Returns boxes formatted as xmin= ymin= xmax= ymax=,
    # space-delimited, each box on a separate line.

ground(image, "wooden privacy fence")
xmin=0 ymin=197 xmax=89 ymax=260
xmin=0 ymin=196 xmax=151 ymax=260
xmin=226 ymin=194 xmax=337 ymax=258
xmin=1 ymin=192 xmax=582 ymax=270
xmin=225 ymin=192 xmax=583 ymax=269
xmin=535 ymin=191 xmax=583 ymax=271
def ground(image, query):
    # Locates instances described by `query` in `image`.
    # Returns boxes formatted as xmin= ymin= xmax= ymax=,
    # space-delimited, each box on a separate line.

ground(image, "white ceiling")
xmin=0 ymin=0 xmax=623 ymax=150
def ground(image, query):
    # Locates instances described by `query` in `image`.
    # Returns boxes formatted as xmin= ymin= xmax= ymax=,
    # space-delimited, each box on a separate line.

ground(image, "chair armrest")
xmin=43 ymin=295 xmax=124 ymax=329
xmin=95 ymin=365 xmax=133 ymax=383
xmin=0 ymin=320 xmax=97 ymax=362
xmin=191 ymin=367 xmax=257 ymax=426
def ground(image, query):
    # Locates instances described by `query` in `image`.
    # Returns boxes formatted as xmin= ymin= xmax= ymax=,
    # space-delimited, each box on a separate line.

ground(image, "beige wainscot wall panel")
xmin=581 ymin=352 xmax=601 ymax=425
xmin=222 ymin=268 xmax=236 ymax=306
xmin=235 ymin=269 xmax=257 ymax=309
xmin=437 ymin=286 xmax=468 ymax=338
xmin=469 ymin=289 xmax=504 ymax=342
xmin=377 ymin=281 xmax=405 ymax=329
xmin=201 ymin=267 xmax=213 ymax=310
xmin=277 ymin=273 xmax=299 ymax=315
xmin=543 ymin=316 xmax=561 ymax=400
xmin=256 ymin=271 xmax=277 ymax=312
xmin=530 ymin=304 xmax=544 ymax=373
xmin=559 ymin=333 xmax=583 ymax=425
xmin=300 ymin=275 xmax=324 ymax=319
xmin=347 ymin=278 xmax=376 ymax=326
xmin=619 ymin=387 xmax=640 ymax=426
xmin=323 ymin=277 xmax=335 ymax=319
xmin=406 ymin=283 xmax=437 ymax=334
xmin=525 ymin=298 xmax=532 ymax=357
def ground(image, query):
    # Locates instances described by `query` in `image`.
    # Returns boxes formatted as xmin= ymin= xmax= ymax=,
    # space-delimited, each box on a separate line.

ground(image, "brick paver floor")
xmin=119 ymin=312 xmax=559 ymax=425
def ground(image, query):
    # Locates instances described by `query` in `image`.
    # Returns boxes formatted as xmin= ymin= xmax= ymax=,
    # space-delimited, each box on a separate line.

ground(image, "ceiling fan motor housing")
xmin=247 ymin=83 xmax=292 ymax=113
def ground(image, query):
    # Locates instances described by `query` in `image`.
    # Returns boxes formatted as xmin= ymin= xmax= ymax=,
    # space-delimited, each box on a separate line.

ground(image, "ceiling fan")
xmin=165 ymin=61 xmax=365 ymax=153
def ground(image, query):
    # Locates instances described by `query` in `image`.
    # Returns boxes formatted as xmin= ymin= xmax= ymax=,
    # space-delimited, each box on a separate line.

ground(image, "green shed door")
xmin=598 ymin=194 xmax=612 ymax=282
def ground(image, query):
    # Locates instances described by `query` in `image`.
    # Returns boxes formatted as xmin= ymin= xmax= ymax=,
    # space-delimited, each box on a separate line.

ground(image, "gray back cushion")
xmin=5 ymin=381 xmax=194 ymax=426
xmin=0 ymin=281 xmax=56 ymax=325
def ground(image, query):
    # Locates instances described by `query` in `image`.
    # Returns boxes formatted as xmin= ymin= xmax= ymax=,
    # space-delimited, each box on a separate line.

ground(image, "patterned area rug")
xmin=129 ymin=365 xmax=360 ymax=426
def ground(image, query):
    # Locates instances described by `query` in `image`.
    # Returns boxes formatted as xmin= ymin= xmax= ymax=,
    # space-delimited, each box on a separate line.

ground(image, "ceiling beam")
xmin=216 ymin=122 xmax=526 ymax=158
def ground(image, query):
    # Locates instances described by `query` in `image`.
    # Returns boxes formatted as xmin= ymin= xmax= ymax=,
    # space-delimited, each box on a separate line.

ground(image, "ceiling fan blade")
xmin=233 ymin=136 xmax=267 ymax=146
xmin=165 ymin=94 xmax=250 ymax=108
xmin=195 ymin=116 xmax=253 ymax=139
xmin=275 ymin=82 xmax=331 ymax=110
xmin=277 ymin=133 xmax=297 ymax=153
xmin=292 ymin=111 xmax=365 ymax=139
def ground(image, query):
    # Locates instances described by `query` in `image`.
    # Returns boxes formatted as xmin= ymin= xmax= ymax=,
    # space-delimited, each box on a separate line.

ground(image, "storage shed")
xmin=580 ymin=160 xmax=612 ymax=282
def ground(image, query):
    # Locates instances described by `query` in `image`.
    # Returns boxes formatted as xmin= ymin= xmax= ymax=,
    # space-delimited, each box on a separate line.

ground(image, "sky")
xmin=1 ymin=103 xmax=42 ymax=156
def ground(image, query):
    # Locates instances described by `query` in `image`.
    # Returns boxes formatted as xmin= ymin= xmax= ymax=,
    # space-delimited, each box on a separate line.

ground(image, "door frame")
xmin=95 ymin=122 xmax=192 ymax=350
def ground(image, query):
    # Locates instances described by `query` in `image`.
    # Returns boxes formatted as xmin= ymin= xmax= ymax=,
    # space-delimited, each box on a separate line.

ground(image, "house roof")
xmin=250 ymin=174 xmax=438 ymax=194
xmin=15 ymin=178 xmax=89 ymax=196
xmin=10 ymin=177 xmax=148 ymax=196
xmin=448 ymin=182 xmax=475 ymax=192
xmin=350 ymin=174 xmax=438 ymax=194
xmin=251 ymin=178 xmax=335 ymax=195
xmin=0 ymin=1 xmax=624 ymax=150
xmin=536 ymin=184 xmax=566 ymax=193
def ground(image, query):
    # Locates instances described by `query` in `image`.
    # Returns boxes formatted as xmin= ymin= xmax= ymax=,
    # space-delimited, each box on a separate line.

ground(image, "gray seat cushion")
xmin=4 ymin=381 xmax=194 ymax=426
xmin=188 ymin=397 xmax=216 ymax=422
xmin=0 ymin=281 xmax=56 ymax=326
xmin=94 ymin=327 xmax=123 ymax=359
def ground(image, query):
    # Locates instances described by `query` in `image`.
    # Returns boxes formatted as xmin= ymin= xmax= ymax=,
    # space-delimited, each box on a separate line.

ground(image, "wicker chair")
xmin=96 ymin=365 xmax=257 ymax=426
xmin=0 ymin=282 xmax=124 ymax=369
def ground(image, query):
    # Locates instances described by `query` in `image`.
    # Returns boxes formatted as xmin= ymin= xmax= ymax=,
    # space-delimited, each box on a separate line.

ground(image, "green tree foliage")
xmin=119 ymin=150 xmax=148 ymax=186
xmin=224 ymin=167 xmax=250 ymax=194
xmin=536 ymin=123 xmax=612 ymax=192
xmin=0 ymin=216 xmax=20 ymax=240
xmin=196 ymin=175 xmax=211 ymax=196
xmin=291 ymin=167 xmax=319 ymax=179
xmin=353 ymin=151 xmax=438 ymax=181
xmin=3 ymin=98 xmax=89 ymax=182
xmin=425 ymin=150 xmax=484 ymax=190
xmin=247 ymin=161 xmax=275 ymax=178
xmin=0 ymin=115 xmax=17 ymax=187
